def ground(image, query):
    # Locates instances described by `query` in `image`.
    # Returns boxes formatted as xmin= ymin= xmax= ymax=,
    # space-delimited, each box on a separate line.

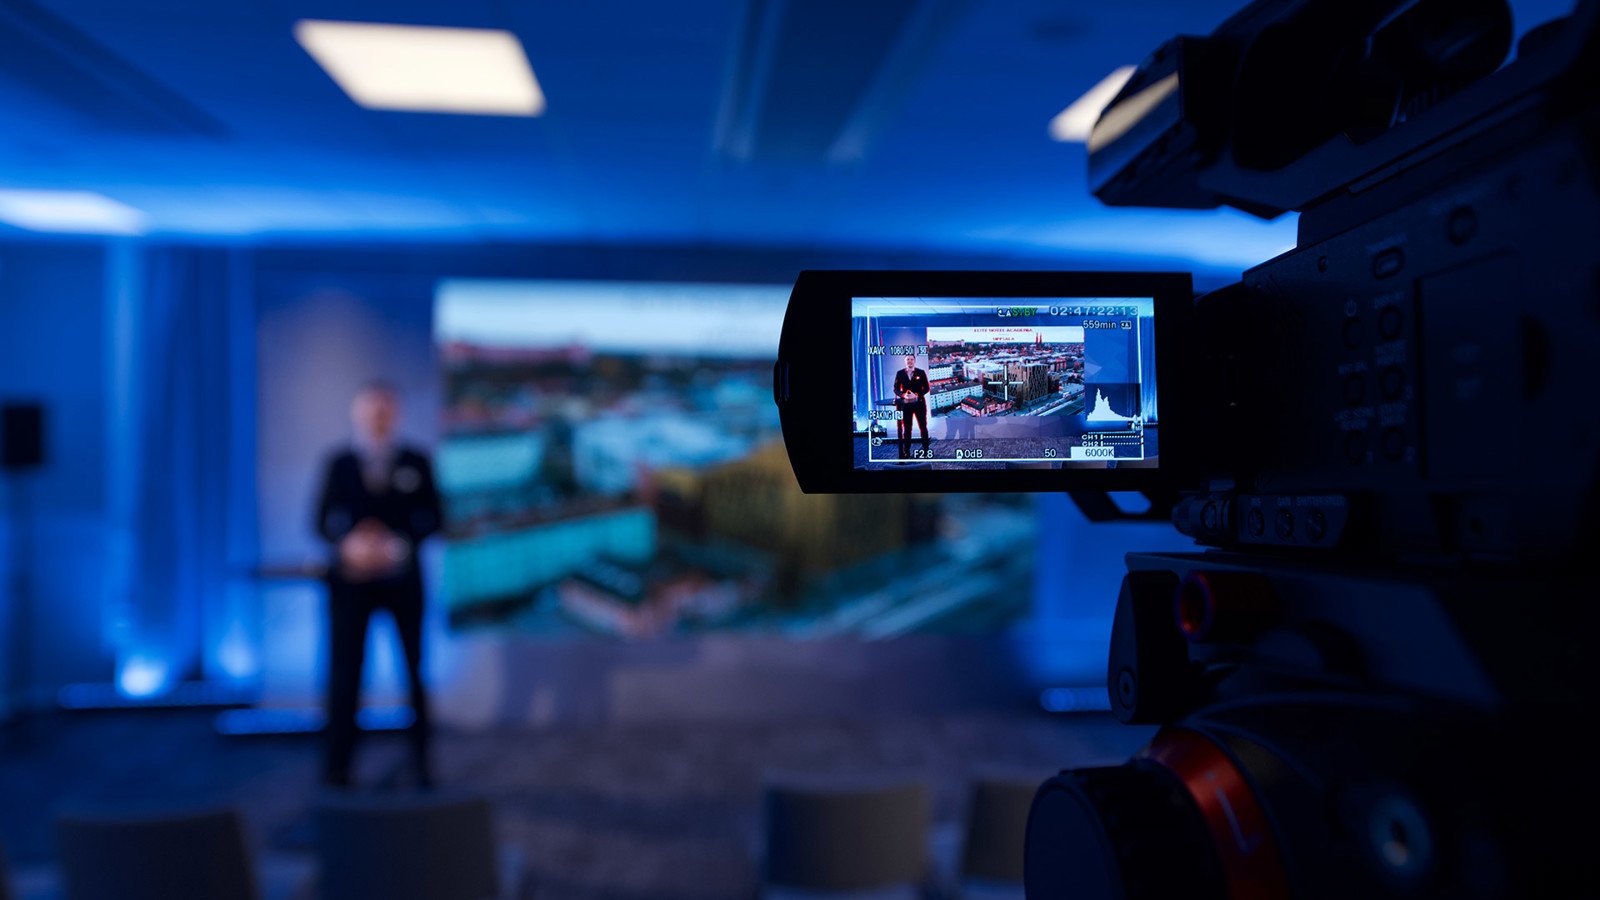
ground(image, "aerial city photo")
xmin=924 ymin=332 xmax=1088 ymax=419
xmin=433 ymin=280 xmax=1039 ymax=641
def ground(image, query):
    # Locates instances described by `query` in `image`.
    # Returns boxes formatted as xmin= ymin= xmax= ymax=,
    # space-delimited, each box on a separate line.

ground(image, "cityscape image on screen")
xmin=433 ymin=280 xmax=1036 ymax=640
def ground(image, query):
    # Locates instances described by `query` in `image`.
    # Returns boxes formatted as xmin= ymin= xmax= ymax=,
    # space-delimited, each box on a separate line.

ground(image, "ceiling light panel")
xmin=294 ymin=20 xmax=546 ymax=116
xmin=0 ymin=189 xmax=147 ymax=234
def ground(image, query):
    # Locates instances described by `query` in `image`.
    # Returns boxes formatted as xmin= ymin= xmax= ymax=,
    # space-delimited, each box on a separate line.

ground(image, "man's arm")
xmin=315 ymin=455 xmax=355 ymax=545
xmin=403 ymin=454 xmax=444 ymax=544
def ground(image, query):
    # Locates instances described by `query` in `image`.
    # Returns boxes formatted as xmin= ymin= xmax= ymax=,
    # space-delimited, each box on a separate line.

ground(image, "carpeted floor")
xmin=0 ymin=710 xmax=1152 ymax=898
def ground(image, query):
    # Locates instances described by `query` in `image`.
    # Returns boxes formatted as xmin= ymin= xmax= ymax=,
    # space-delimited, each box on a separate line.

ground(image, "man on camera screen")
xmin=892 ymin=353 xmax=931 ymax=459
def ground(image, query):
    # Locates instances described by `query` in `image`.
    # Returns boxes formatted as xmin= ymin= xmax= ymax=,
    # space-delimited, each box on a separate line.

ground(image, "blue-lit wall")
xmin=1019 ymin=493 xmax=1193 ymax=686
xmin=105 ymin=245 xmax=258 ymax=695
xmin=0 ymin=240 xmax=259 ymax=709
xmin=0 ymin=240 xmax=114 ymax=705
xmin=253 ymin=265 xmax=443 ymax=705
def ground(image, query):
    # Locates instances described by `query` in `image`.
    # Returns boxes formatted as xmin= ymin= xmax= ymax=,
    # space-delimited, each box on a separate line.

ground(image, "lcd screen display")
xmin=852 ymin=297 xmax=1158 ymax=471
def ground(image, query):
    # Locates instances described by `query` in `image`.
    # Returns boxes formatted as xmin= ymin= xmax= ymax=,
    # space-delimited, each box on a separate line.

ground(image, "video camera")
xmin=774 ymin=0 xmax=1600 ymax=895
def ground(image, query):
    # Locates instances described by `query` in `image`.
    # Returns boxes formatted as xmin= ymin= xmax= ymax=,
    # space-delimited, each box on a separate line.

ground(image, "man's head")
xmin=904 ymin=355 xmax=916 ymax=371
xmin=351 ymin=381 xmax=400 ymax=445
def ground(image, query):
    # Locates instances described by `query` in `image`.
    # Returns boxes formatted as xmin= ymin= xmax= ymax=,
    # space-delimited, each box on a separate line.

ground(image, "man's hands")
xmin=338 ymin=518 xmax=408 ymax=581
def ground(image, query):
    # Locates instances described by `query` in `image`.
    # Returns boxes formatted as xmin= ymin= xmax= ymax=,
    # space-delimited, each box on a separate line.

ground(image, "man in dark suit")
xmin=314 ymin=381 xmax=442 ymax=788
xmin=893 ymin=354 xmax=931 ymax=458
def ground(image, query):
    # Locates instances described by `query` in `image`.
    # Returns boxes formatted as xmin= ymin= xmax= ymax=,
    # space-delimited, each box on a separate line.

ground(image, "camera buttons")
xmin=1382 ymin=427 xmax=1406 ymax=461
xmin=1372 ymin=247 xmax=1405 ymax=279
xmin=1379 ymin=305 xmax=1403 ymax=340
xmin=1343 ymin=374 xmax=1366 ymax=405
xmin=1343 ymin=430 xmax=1369 ymax=464
xmin=1341 ymin=316 xmax=1363 ymax=349
xmin=1380 ymin=366 xmax=1405 ymax=400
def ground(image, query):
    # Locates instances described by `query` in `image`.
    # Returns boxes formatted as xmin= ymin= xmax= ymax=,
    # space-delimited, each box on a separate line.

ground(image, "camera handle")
xmin=1068 ymin=490 xmax=1177 ymax=524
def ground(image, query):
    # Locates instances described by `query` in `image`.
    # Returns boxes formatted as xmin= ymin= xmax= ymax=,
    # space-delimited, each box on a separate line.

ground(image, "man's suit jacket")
xmin=314 ymin=446 xmax=442 ymax=593
xmin=893 ymin=368 xmax=931 ymax=408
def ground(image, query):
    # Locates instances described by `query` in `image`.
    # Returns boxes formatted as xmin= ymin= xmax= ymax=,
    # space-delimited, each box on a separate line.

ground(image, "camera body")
xmin=774 ymin=0 xmax=1599 ymax=895
xmin=1166 ymin=64 xmax=1600 ymax=568
xmin=1029 ymin=0 xmax=1600 ymax=894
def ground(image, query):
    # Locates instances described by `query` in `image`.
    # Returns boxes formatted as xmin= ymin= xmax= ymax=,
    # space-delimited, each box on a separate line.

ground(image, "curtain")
xmin=105 ymin=245 xmax=256 ymax=695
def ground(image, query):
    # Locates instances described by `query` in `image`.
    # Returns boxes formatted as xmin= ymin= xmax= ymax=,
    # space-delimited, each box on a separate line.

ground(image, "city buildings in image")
xmin=439 ymin=338 xmax=1035 ymax=638
xmin=926 ymin=342 xmax=1085 ymax=417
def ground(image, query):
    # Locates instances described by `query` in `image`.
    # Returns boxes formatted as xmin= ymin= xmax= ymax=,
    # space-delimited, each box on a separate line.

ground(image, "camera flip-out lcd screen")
xmin=853 ymin=297 xmax=1158 ymax=471
xmin=775 ymin=271 xmax=1189 ymax=493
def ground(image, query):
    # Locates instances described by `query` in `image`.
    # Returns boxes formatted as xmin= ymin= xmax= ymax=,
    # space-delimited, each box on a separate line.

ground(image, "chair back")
xmin=56 ymin=808 xmax=258 ymax=900
xmin=315 ymin=793 xmax=499 ymax=900
xmin=762 ymin=777 xmax=930 ymax=892
xmin=960 ymin=776 xmax=1040 ymax=884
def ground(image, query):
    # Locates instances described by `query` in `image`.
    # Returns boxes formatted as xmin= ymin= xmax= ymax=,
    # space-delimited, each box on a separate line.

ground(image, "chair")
xmin=314 ymin=793 xmax=505 ymax=900
xmin=56 ymin=808 xmax=259 ymax=900
xmin=761 ymin=775 xmax=930 ymax=898
xmin=956 ymin=775 xmax=1041 ymax=900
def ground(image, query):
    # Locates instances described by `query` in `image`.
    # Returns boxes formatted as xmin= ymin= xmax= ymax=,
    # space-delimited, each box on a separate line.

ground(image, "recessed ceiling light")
xmin=294 ymin=19 xmax=545 ymax=116
xmin=0 ymin=189 xmax=146 ymax=234
xmin=1049 ymin=65 xmax=1136 ymax=143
